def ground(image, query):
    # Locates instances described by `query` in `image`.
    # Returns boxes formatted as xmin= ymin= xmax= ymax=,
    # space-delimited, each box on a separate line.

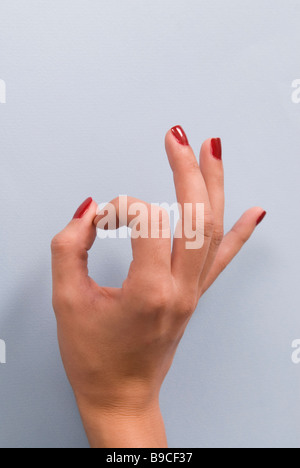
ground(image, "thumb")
xmin=51 ymin=197 xmax=97 ymax=291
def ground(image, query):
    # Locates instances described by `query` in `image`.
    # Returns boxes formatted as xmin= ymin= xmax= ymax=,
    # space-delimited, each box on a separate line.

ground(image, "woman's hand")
xmin=51 ymin=126 xmax=266 ymax=448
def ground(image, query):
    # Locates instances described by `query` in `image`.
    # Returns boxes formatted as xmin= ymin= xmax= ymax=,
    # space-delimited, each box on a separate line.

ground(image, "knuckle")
xmin=177 ymin=295 xmax=198 ymax=317
xmin=203 ymin=211 xmax=215 ymax=239
xmin=211 ymin=226 xmax=224 ymax=248
xmin=139 ymin=280 xmax=173 ymax=312
xmin=51 ymin=232 xmax=74 ymax=254
xmin=123 ymin=277 xmax=174 ymax=313
xmin=52 ymin=287 xmax=76 ymax=311
xmin=147 ymin=285 xmax=172 ymax=311
xmin=185 ymin=209 xmax=214 ymax=235
xmin=51 ymin=234 xmax=64 ymax=252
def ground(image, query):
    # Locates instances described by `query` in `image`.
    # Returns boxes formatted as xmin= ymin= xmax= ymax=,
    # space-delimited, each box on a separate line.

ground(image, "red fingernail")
xmin=211 ymin=138 xmax=222 ymax=160
xmin=171 ymin=126 xmax=189 ymax=146
xmin=256 ymin=211 xmax=267 ymax=226
xmin=73 ymin=197 xmax=93 ymax=219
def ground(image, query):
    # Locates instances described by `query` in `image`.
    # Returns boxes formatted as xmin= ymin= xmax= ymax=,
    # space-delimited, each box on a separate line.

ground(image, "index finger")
xmin=94 ymin=196 xmax=172 ymax=280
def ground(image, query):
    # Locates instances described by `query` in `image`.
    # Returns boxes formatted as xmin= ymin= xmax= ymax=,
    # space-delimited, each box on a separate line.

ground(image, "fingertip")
xmin=200 ymin=138 xmax=223 ymax=162
xmin=72 ymin=197 xmax=94 ymax=220
xmin=235 ymin=207 xmax=266 ymax=232
xmin=164 ymin=128 xmax=173 ymax=149
xmin=256 ymin=210 xmax=267 ymax=226
xmin=165 ymin=126 xmax=189 ymax=151
xmin=200 ymin=138 xmax=212 ymax=154
xmin=211 ymin=138 xmax=222 ymax=160
xmin=165 ymin=126 xmax=201 ymax=178
xmin=247 ymin=207 xmax=267 ymax=224
xmin=69 ymin=197 xmax=97 ymax=243
xmin=171 ymin=125 xmax=189 ymax=146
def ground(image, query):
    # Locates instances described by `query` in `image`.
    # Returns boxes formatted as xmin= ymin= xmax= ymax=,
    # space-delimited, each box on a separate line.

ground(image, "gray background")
xmin=0 ymin=0 xmax=299 ymax=448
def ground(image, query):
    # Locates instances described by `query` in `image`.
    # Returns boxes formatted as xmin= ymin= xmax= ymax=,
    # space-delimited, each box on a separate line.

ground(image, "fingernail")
xmin=211 ymin=138 xmax=222 ymax=160
xmin=73 ymin=197 xmax=93 ymax=219
xmin=256 ymin=211 xmax=267 ymax=226
xmin=171 ymin=126 xmax=189 ymax=146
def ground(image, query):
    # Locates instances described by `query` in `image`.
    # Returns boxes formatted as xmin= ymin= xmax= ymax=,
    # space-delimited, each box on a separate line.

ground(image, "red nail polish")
xmin=256 ymin=211 xmax=267 ymax=226
xmin=73 ymin=197 xmax=93 ymax=219
xmin=171 ymin=126 xmax=189 ymax=146
xmin=211 ymin=138 xmax=222 ymax=160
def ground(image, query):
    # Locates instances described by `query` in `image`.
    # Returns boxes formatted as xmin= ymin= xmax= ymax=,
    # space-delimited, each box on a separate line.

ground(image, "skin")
xmin=51 ymin=129 xmax=265 ymax=448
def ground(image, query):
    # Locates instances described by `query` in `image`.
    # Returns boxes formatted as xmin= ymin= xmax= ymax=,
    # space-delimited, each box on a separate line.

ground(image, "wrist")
xmin=77 ymin=400 xmax=167 ymax=448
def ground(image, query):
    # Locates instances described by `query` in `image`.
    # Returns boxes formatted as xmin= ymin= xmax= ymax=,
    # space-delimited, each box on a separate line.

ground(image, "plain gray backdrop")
xmin=0 ymin=0 xmax=300 ymax=448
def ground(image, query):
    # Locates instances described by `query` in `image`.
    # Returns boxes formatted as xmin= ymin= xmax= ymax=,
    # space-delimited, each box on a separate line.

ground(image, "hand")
xmin=51 ymin=126 xmax=266 ymax=448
